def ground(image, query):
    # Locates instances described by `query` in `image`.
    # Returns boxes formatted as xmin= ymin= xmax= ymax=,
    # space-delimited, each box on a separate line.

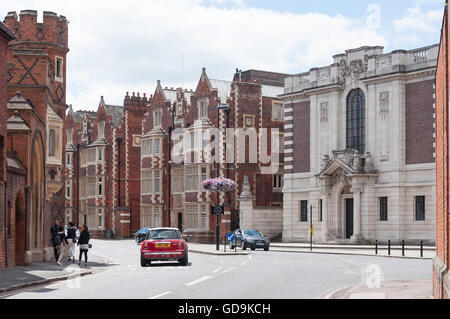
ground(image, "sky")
xmin=1 ymin=0 xmax=445 ymax=111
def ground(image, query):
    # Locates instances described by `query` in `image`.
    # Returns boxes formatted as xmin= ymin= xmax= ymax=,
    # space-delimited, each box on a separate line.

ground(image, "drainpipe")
xmin=116 ymin=138 xmax=122 ymax=207
xmin=4 ymin=181 xmax=8 ymax=268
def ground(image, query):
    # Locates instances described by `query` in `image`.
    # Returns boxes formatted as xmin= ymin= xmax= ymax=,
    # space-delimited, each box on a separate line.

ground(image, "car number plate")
xmin=155 ymin=243 xmax=170 ymax=248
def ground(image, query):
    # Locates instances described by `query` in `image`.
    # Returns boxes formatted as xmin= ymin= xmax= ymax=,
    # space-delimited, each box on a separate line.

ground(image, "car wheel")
xmin=264 ymin=247 xmax=270 ymax=251
xmin=179 ymin=253 xmax=188 ymax=266
xmin=251 ymin=246 xmax=256 ymax=251
xmin=241 ymin=241 xmax=247 ymax=251
xmin=140 ymin=256 xmax=148 ymax=267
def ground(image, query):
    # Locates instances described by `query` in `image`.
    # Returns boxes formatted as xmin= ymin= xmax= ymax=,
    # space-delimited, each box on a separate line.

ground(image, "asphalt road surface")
xmin=6 ymin=239 xmax=432 ymax=299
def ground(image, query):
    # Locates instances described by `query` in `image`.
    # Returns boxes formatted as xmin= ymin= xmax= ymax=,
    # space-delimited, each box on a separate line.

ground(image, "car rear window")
xmin=147 ymin=229 xmax=181 ymax=240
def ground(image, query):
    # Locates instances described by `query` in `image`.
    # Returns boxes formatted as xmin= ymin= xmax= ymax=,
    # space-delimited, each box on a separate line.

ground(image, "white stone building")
xmin=281 ymin=45 xmax=438 ymax=244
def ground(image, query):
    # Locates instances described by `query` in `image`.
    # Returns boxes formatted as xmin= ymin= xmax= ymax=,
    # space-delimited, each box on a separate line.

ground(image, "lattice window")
xmin=48 ymin=129 xmax=56 ymax=157
xmin=346 ymin=89 xmax=366 ymax=154
xmin=154 ymin=170 xmax=161 ymax=193
xmin=87 ymin=177 xmax=96 ymax=198
xmin=299 ymin=200 xmax=308 ymax=222
xmin=87 ymin=207 xmax=96 ymax=229
xmin=415 ymin=196 xmax=426 ymax=221
xmin=172 ymin=168 xmax=184 ymax=193
xmin=142 ymin=206 xmax=152 ymax=228
xmin=186 ymin=166 xmax=198 ymax=191
xmin=142 ymin=138 xmax=152 ymax=156
xmin=142 ymin=170 xmax=153 ymax=194
xmin=154 ymin=109 xmax=162 ymax=127
xmin=272 ymin=102 xmax=284 ymax=122
xmin=201 ymin=205 xmax=207 ymax=230
xmin=154 ymin=206 xmax=160 ymax=228
xmin=185 ymin=204 xmax=199 ymax=229
xmin=380 ymin=197 xmax=388 ymax=221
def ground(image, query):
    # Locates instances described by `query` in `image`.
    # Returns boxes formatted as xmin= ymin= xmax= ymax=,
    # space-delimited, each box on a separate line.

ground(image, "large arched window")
xmin=49 ymin=129 xmax=56 ymax=157
xmin=346 ymin=89 xmax=366 ymax=154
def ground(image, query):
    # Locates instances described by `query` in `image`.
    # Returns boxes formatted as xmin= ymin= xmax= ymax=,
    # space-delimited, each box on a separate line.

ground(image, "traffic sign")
xmin=226 ymin=232 xmax=236 ymax=242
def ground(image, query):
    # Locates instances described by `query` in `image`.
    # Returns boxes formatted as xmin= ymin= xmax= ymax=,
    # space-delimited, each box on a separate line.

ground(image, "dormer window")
xmin=199 ymin=99 xmax=208 ymax=119
xmin=55 ymin=56 xmax=64 ymax=82
xmin=98 ymin=121 xmax=105 ymax=139
xmin=154 ymin=109 xmax=162 ymax=127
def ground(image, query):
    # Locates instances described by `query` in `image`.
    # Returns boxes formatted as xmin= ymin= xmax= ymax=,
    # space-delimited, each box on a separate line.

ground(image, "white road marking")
xmin=213 ymin=267 xmax=222 ymax=273
xmin=186 ymin=276 xmax=213 ymax=287
xmin=222 ymin=267 xmax=237 ymax=274
xmin=240 ymin=260 xmax=249 ymax=266
xmin=149 ymin=291 xmax=171 ymax=299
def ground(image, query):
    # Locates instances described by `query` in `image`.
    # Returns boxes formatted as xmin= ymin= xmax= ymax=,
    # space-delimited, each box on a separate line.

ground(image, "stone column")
xmin=238 ymin=176 xmax=254 ymax=230
xmin=320 ymin=187 xmax=332 ymax=242
xmin=351 ymin=186 xmax=363 ymax=243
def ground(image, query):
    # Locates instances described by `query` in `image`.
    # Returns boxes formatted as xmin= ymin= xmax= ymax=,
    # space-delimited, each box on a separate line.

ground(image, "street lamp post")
xmin=215 ymin=104 xmax=230 ymax=251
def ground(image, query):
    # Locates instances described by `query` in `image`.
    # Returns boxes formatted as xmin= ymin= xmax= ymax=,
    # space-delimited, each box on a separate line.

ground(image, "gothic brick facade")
xmin=0 ymin=10 xmax=69 ymax=268
xmin=66 ymin=68 xmax=287 ymax=242
xmin=434 ymin=4 xmax=450 ymax=300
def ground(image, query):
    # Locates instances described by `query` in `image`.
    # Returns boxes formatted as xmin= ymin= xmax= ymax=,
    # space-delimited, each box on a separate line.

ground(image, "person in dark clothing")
xmin=56 ymin=223 xmax=69 ymax=266
xmin=50 ymin=220 xmax=61 ymax=261
xmin=77 ymin=225 xmax=91 ymax=266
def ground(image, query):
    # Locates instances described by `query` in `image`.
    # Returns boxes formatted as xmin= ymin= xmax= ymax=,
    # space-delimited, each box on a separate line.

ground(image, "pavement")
xmin=326 ymin=279 xmax=433 ymax=299
xmin=0 ymin=252 xmax=113 ymax=296
xmin=189 ymin=242 xmax=436 ymax=259
xmin=0 ymin=240 xmax=434 ymax=299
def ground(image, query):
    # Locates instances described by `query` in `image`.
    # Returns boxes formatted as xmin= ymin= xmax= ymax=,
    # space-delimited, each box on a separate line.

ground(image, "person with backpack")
xmin=77 ymin=225 xmax=91 ymax=267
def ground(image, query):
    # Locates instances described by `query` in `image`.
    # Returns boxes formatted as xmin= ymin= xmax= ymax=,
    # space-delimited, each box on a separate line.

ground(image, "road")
xmin=6 ymin=239 xmax=432 ymax=299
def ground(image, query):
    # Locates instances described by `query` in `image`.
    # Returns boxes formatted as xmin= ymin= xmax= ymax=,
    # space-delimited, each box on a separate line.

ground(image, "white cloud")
xmin=2 ymin=0 xmax=387 ymax=110
xmin=394 ymin=6 xmax=442 ymax=34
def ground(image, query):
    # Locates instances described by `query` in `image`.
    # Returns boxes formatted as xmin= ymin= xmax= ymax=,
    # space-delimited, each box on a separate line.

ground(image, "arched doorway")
xmin=30 ymin=132 xmax=45 ymax=251
xmin=15 ymin=191 xmax=26 ymax=266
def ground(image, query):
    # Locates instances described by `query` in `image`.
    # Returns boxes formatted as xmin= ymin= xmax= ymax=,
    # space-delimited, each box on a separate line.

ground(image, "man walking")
xmin=50 ymin=220 xmax=61 ymax=261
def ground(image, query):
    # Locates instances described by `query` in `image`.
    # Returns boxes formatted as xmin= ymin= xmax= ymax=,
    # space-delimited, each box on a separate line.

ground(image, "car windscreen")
xmin=243 ymin=230 xmax=262 ymax=237
xmin=147 ymin=229 xmax=181 ymax=240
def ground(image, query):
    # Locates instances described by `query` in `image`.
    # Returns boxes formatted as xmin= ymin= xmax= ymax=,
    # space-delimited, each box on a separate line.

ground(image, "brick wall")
xmin=291 ymin=101 xmax=310 ymax=174
xmin=434 ymin=5 xmax=450 ymax=299
xmin=406 ymin=79 xmax=436 ymax=165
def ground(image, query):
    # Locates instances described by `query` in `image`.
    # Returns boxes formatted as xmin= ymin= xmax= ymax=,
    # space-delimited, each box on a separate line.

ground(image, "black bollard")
xmin=402 ymin=240 xmax=405 ymax=257
xmin=375 ymin=240 xmax=378 ymax=255
xmin=388 ymin=240 xmax=391 ymax=256
xmin=420 ymin=241 xmax=424 ymax=258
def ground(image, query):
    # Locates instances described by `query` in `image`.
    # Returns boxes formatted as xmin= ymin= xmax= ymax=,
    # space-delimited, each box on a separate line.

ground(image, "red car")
xmin=140 ymin=228 xmax=189 ymax=267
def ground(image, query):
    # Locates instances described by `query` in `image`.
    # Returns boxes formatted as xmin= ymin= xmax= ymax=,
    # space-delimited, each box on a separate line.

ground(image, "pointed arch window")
xmin=346 ymin=89 xmax=366 ymax=154
xmin=49 ymin=129 xmax=56 ymax=157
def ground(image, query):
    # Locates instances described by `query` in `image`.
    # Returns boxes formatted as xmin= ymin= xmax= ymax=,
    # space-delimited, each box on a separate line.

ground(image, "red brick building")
xmin=141 ymin=68 xmax=287 ymax=243
xmin=0 ymin=10 xmax=69 ymax=268
xmin=66 ymin=68 xmax=288 ymax=241
xmin=0 ymin=21 xmax=16 ymax=269
xmin=434 ymin=3 xmax=450 ymax=300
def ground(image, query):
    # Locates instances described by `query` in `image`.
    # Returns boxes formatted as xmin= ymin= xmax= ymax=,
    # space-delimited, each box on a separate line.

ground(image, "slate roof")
xmin=104 ymin=104 xmax=124 ymax=127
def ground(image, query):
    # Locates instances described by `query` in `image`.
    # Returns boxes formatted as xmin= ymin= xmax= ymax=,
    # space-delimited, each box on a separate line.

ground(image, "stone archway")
xmin=15 ymin=191 xmax=26 ymax=266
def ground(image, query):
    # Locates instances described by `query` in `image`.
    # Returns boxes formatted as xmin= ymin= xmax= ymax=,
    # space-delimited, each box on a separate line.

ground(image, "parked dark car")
xmin=230 ymin=229 xmax=270 ymax=251
xmin=135 ymin=228 xmax=151 ymax=244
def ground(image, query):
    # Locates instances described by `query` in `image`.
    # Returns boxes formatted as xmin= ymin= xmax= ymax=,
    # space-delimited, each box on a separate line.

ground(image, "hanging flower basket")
xmin=201 ymin=177 xmax=236 ymax=193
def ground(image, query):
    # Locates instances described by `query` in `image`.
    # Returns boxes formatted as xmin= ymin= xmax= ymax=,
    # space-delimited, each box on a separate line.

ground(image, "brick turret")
xmin=5 ymin=10 xmax=69 ymax=116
